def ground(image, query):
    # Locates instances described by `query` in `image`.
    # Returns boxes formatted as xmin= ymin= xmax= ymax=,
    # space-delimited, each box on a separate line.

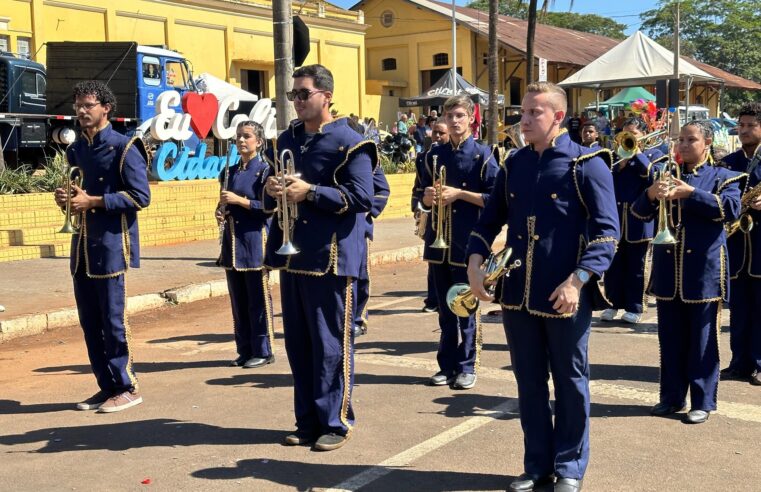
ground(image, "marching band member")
xmin=353 ymin=160 xmax=390 ymax=337
xmin=721 ymin=102 xmax=761 ymax=386
xmin=580 ymin=121 xmax=600 ymax=148
xmin=54 ymin=81 xmax=150 ymax=413
xmin=263 ymin=64 xmax=375 ymax=451
xmin=633 ymin=120 xmax=743 ymax=424
xmin=216 ymin=121 xmax=274 ymax=368
xmin=412 ymin=119 xmax=450 ymax=313
xmin=600 ymin=117 xmax=667 ymax=324
xmin=418 ymin=95 xmax=498 ymax=390
xmin=467 ymin=82 xmax=619 ymax=492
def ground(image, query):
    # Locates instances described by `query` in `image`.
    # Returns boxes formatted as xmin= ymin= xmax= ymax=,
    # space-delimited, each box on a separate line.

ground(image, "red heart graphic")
xmin=181 ymin=92 xmax=219 ymax=139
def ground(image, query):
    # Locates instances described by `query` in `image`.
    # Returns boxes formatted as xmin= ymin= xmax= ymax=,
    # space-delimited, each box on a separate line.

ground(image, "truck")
xmin=0 ymin=41 xmax=198 ymax=169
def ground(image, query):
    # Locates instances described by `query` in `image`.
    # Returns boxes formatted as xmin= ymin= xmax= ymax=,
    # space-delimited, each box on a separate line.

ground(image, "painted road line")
xmin=323 ymin=399 xmax=519 ymax=492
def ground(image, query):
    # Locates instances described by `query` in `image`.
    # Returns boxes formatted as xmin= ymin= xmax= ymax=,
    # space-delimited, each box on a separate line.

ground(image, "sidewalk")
xmin=0 ymin=217 xmax=423 ymax=341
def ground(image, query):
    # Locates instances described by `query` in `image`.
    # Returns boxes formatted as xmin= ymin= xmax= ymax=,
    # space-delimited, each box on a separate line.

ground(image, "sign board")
xmin=538 ymin=58 xmax=548 ymax=82
xmin=148 ymin=90 xmax=277 ymax=181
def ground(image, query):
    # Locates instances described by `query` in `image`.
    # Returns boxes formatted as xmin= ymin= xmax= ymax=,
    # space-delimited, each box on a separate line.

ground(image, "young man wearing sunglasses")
xmin=53 ymin=80 xmax=151 ymax=413
xmin=263 ymin=64 xmax=376 ymax=451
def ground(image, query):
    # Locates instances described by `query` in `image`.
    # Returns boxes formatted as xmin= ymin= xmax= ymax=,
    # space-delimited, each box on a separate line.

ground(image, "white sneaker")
xmin=599 ymin=309 xmax=618 ymax=321
xmin=622 ymin=312 xmax=641 ymax=324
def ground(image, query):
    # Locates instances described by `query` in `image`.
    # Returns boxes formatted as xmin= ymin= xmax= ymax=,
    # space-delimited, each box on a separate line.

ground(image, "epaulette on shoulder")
xmin=120 ymin=136 xmax=148 ymax=174
xmin=574 ymin=148 xmax=613 ymax=169
xmin=717 ymin=169 xmax=748 ymax=193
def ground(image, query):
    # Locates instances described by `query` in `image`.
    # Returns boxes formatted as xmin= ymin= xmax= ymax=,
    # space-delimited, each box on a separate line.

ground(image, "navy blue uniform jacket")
xmin=218 ymin=156 xmax=272 ymax=270
xmin=723 ymin=148 xmax=761 ymax=278
xmin=263 ymin=118 xmax=376 ymax=278
xmin=66 ymin=124 xmax=151 ymax=277
xmin=467 ymin=131 xmax=620 ymax=318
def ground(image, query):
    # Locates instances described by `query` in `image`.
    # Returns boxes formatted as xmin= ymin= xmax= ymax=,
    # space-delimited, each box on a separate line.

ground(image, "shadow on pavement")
xmin=355 ymin=340 xmax=507 ymax=356
xmin=591 ymin=363 xmax=659 ymax=384
xmin=34 ymin=359 xmax=229 ymax=375
xmin=0 ymin=400 xmax=75 ymax=415
xmin=590 ymin=401 xmax=652 ymax=418
xmin=191 ymin=458 xmax=512 ymax=491
xmin=204 ymin=372 xmax=424 ymax=389
xmin=0 ymin=419 xmax=284 ymax=452
xmin=429 ymin=394 xmax=520 ymax=420
xmin=147 ymin=333 xmax=232 ymax=345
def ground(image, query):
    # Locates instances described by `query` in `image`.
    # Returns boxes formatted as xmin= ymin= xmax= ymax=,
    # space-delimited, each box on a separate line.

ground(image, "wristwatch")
xmin=573 ymin=268 xmax=591 ymax=285
xmin=306 ymin=184 xmax=317 ymax=202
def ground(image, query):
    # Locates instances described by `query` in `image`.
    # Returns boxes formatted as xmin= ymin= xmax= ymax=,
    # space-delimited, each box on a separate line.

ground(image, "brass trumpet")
xmin=652 ymin=125 xmax=681 ymax=245
xmin=430 ymin=155 xmax=448 ymax=249
xmin=612 ymin=129 xmax=667 ymax=165
xmin=446 ymin=247 xmax=522 ymax=317
xmin=59 ymin=156 xmax=83 ymax=234
xmin=275 ymin=148 xmax=299 ymax=255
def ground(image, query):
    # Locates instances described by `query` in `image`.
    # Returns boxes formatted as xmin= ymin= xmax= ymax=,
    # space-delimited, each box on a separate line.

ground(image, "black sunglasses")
xmin=286 ymin=89 xmax=328 ymax=102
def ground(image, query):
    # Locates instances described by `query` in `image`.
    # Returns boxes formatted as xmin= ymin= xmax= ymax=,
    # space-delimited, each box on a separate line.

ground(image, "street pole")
xmin=451 ymin=0 xmax=457 ymax=91
xmin=487 ymin=0 xmax=498 ymax=145
xmin=273 ymin=0 xmax=296 ymax=131
xmin=672 ymin=0 xmax=681 ymax=133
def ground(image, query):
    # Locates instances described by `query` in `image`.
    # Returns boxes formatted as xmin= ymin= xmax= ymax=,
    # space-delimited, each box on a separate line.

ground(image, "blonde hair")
xmin=526 ymin=82 xmax=567 ymax=112
xmin=443 ymin=94 xmax=475 ymax=116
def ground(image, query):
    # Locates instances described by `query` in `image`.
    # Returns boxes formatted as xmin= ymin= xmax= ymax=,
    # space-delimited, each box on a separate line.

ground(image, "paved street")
xmin=1 ymin=261 xmax=759 ymax=491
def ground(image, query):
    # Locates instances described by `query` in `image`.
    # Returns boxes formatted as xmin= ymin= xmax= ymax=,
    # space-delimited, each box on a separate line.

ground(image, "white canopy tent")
xmin=194 ymin=72 xmax=260 ymax=102
xmin=558 ymin=31 xmax=721 ymax=89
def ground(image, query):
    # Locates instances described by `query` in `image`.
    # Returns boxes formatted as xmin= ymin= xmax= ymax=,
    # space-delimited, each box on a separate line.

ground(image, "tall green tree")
xmin=467 ymin=1 xmax=626 ymax=39
xmin=516 ymin=0 xmax=575 ymax=84
xmin=640 ymin=0 xmax=761 ymax=114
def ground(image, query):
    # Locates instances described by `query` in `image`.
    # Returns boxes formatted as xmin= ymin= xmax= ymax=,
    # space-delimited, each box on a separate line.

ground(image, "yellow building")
xmin=1 ymin=0 xmax=369 ymax=115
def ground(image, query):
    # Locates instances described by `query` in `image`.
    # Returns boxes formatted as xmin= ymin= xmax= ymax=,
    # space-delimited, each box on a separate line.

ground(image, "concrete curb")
xmin=0 ymin=244 xmax=423 ymax=343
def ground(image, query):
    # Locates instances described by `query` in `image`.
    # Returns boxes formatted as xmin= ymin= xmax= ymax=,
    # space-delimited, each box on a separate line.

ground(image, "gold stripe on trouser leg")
xmin=122 ymin=274 xmax=138 ymax=390
xmin=642 ymin=244 xmax=653 ymax=314
xmin=714 ymin=300 xmax=722 ymax=409
xmin=362 ymin=240 xmax=370 ymax=325
xmin=262 ymin=270 xmax=275 ymax=354
xmin=339 ymin=277 xmax=354 ymax=435
xmin=474 ymin=309 xmax=483 ymax=375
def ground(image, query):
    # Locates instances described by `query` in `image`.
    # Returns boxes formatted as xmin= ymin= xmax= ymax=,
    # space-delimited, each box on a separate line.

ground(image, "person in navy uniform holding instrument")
xmin=412 ymin=119 xmax=450 ymax=313
xmin=632 ymin=120 xmax=743 ymax=424
xmin=54 ymin=80 xmax=151 ymax=413
xmin=600 ymin=117 xmax=667 ymax=324
xmin=720 ymin=102 xmax=761 ymax=387
xmin=467 ymin=82 xmax=619 ymax=492
xmin=216 ymin=120 xmax=275 ymax=369
xmin=263 ymin=64 xmax=375 ymax=451
xmin=417 ymin=94 xmax=498 ymax=391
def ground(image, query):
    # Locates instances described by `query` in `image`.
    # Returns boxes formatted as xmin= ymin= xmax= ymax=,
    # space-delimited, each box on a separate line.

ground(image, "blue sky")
xmin=334 ymin=0 xmax=663 ymax=35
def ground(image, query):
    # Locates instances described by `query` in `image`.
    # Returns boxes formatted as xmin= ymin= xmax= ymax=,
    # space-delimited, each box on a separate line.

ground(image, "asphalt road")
xmin=1 ymin=261 xmax=759 ymax=491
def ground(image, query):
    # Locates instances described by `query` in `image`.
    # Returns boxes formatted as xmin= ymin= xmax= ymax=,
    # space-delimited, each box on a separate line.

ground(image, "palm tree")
xmin=487 ymin=0 xmax=499 ymax=145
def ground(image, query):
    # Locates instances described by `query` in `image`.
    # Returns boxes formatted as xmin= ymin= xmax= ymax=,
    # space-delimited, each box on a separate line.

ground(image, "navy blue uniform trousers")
xmin=603 ymin=241 xmax=649 ymax=313
xmin=72 ymin=268 xmax=136 ymax=393
xmin=425 ymin=263 xmax=438 ymax=309
xmin=656 ymin=300 xmax=720 ymax=411
xmin=430 ymin=262 xmax=477 ymax=375
xmin=280 ymin=271 xmax=355 ymax=437
xmin=502 ymin=290 xmax=592 ymax=480
xmin=729 ymin=274 xmax=761 ymax=374
xmin=225 ymin=269 xmax=273 ymax=359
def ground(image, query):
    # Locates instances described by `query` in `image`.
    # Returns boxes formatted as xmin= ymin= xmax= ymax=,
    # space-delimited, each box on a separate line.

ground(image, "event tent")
xmin=558 ymin=31 xmax=721 ymax=89
xmin=601 ymin=86 xmax=655 ymax=105
xmin=399 ymin=72 xmax=504 ymax=107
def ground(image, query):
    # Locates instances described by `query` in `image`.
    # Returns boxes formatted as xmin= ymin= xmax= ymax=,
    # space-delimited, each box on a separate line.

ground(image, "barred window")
xmin=381 ymin=58 xmax=397 ymax=71
xmin=433 ymin=53 xmax=449 ymax=67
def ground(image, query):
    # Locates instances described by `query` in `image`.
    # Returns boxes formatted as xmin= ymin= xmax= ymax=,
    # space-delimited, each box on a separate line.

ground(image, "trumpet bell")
xmin=430 ymin=236 xmax=448 ymax=249
xmin=59 ymin=221 xmax=77 ymax=234
xmin=276 ymin=241 xmax=300 ymax=256
xmin=446 ymin=283 xmax=478 ymax=318
xmin=652 ymin=229 xmax=677 ymax=245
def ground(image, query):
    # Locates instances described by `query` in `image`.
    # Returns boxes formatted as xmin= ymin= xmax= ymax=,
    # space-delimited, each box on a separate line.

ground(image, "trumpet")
xmin=430 ymin=155 xmax=448 ymax=249
xmin=727 ymin=145 xmax=761 ymax=237
xmin=446 ymin=247 xmax=522 ymax=317
xmin=500 ymin=122 xmax=526 ymax=149
xmin=275 ymin=148 xmax=300 ymax=256
xmin=612 ymin=129 xmax=667 ymax=165
xmin=652 ymin=119 xmax=681 ymax=245
xmin=413 ymin=205 xmax=428 ymax=239
xmin=218 ymin=140 xmax=233 ymax=245
xmin=59 ymin=156 xmax=83 ymax=234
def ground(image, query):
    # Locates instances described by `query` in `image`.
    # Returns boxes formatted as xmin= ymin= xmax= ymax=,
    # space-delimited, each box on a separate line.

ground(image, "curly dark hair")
xmin=72 ymin=80 xmax=117 ymax=115
xmin=737 ymin=102 xmax=761 ymax=124
xmin=622 ymin=117 xmax=647 ymax=132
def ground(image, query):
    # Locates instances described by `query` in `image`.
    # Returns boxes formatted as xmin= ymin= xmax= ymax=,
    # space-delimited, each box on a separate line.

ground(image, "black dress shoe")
xmin=314 ymin=432 xmax=350 ymax=451
xmin=230 ymin=355 xmax=248 ymax=367
xmin=284 ymin=429 xmax=317 ymax=446
xmin=720 ymin=367 xmax=751 ymax=381
xmin=555 ymin=478 xmax=583 ymax=492
xmin=508 ymin=473 xmax=554 ymax=492
xmin=243 ymin=355 xmax=275 ymax=368
xmin=751 ymin=371 xmax=761 ymax=386
xmin=650 ymin=401 xmax=686 ymax=416
xmin=684 ymin=409 xmax=710 ymax=424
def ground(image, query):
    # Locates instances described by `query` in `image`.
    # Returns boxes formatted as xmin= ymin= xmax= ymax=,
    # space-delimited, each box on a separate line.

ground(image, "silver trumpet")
xmin=275 ymin=148 xmax=300 ymax=255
